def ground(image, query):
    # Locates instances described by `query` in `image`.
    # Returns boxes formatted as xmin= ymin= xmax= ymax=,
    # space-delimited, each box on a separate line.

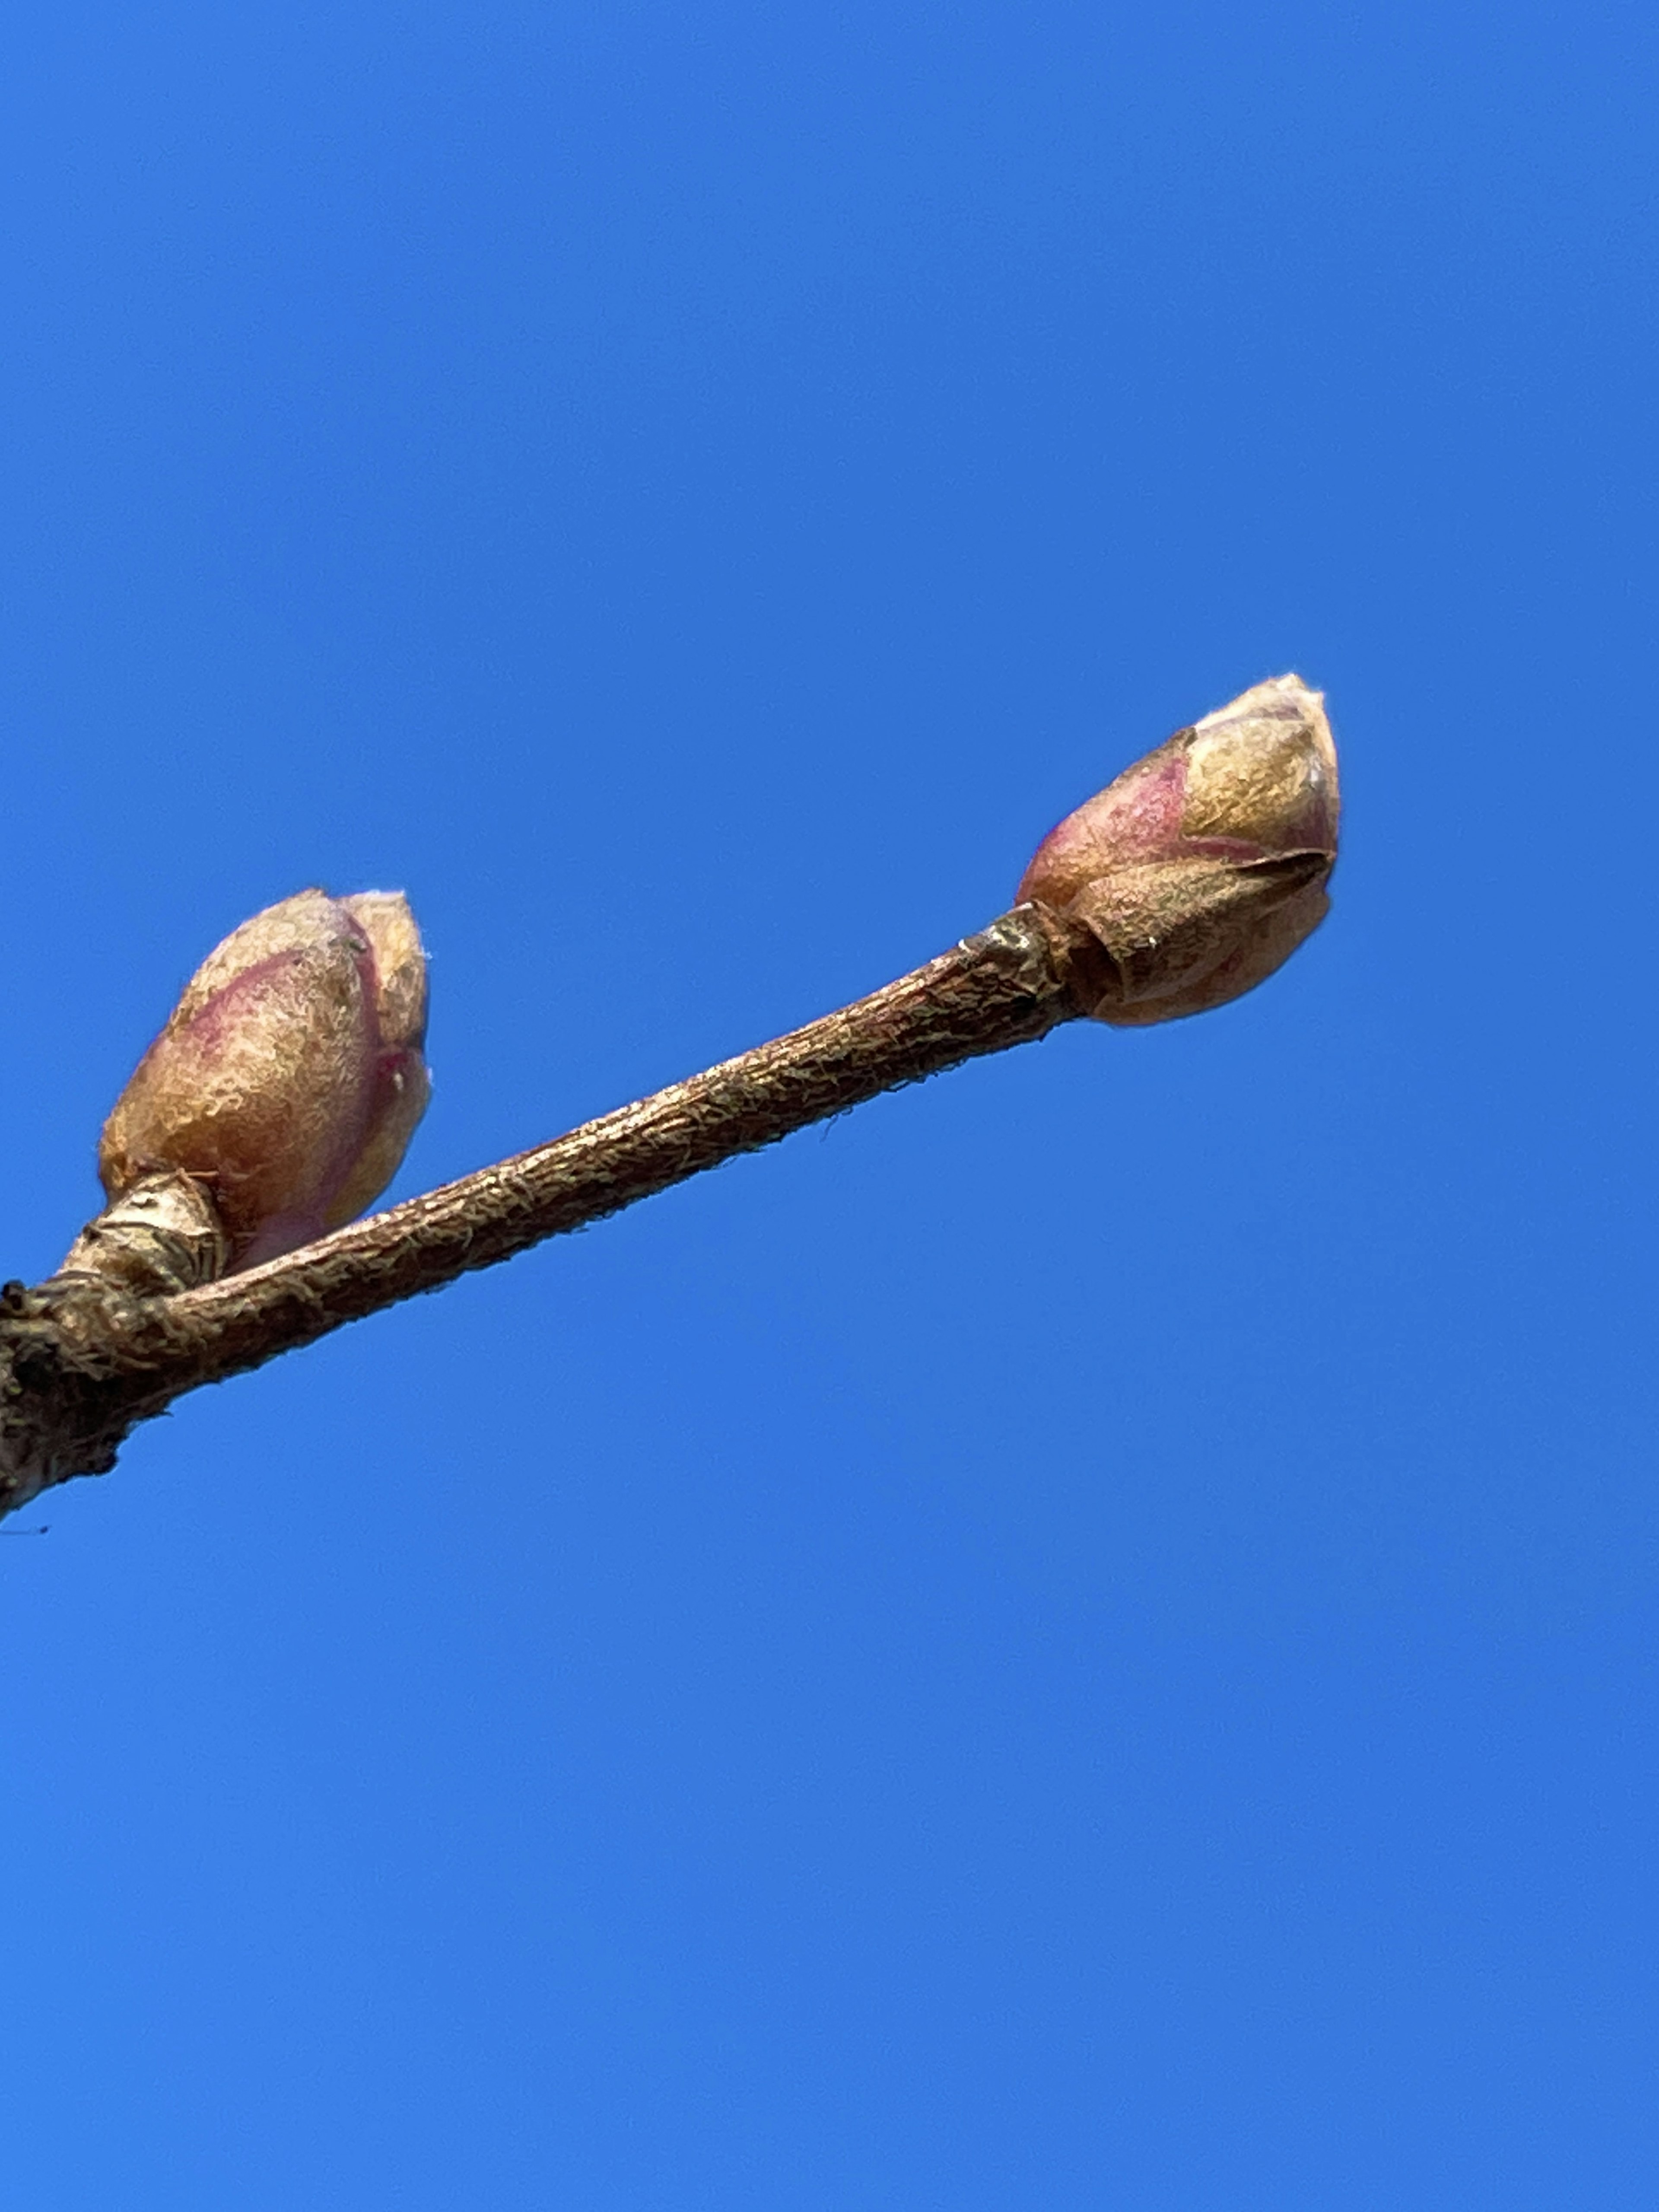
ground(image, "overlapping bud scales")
xmin=324 ymin=894 xmax=431 ymax=1232
xmin=1018 ymin=675 xmax=1340 ymax=1025
xmin=98 ymin=888 xmax=430 ymax=1269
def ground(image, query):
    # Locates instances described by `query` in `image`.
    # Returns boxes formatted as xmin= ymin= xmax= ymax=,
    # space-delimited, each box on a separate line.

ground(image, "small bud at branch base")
xmin=86 ymin=888 xmax=431 ymax=1279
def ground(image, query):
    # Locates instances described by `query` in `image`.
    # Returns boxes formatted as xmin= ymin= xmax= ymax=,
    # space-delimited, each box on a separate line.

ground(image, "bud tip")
xmin=1018 ymin=675 xmax=1340 ymax=1025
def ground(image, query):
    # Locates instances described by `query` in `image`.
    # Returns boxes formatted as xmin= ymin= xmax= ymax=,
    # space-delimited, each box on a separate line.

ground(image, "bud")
xmin=1018 ymin=674 xmax=1339 ymax=1024
xmin=94 ymin=888 xmax=430 ymax=1272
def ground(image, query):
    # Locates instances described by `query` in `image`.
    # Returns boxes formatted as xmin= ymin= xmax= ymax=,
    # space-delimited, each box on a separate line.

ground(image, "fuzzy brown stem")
xmin=0 ymin=904 xmax=1105 ymax=1512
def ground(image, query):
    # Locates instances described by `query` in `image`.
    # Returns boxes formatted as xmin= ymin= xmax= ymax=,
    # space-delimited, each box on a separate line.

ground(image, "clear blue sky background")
xmin=1 ymin=0 xmax=1655 ymax=2203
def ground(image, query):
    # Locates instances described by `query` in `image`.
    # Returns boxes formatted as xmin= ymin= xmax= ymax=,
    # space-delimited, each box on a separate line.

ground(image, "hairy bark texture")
xmin=0 ymin=905 xmax=1105 ymax=1515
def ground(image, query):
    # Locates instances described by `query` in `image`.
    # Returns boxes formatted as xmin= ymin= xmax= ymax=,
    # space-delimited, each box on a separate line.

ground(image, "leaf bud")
xmin=92 ymin=888 xmax=430 ymax=1274
xmin=1018 ymin=674 xmax=1340 ymax=1024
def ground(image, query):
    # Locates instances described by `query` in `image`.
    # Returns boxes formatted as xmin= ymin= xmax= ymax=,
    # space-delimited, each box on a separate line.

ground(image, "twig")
xmin=0 ymin=902 xmax=1106 ymax=1514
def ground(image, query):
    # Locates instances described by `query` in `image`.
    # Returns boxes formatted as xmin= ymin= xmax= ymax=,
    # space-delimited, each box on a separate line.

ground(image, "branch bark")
xmin=0 ymin=903 xmax=1107 ymax=1515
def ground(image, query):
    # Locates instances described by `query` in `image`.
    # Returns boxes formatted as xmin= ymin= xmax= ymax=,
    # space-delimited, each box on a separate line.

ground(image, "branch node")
xmin=56 ymin=1172 xmax=229 ymax=1298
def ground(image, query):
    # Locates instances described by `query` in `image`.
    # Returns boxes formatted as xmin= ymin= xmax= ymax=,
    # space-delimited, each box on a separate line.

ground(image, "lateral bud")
xmin=68 ymin=888 xmax=431 ymax=1289
xmin=1018 ymin=674 xmax=1340 ymax=1024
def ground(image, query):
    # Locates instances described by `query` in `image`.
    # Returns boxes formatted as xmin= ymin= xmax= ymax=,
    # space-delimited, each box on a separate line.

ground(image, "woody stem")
xmin=0 ymin=902 xmax=1104 ymax=1512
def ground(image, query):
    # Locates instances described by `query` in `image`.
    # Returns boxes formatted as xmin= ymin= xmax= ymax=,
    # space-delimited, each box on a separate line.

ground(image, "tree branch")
xmin=0 ymin=903 xmax=1106 ymax=1514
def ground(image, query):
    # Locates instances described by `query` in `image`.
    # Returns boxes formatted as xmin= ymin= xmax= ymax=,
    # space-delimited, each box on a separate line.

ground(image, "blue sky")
xmin=1 ymin=0 xmax=1656 ymax=2202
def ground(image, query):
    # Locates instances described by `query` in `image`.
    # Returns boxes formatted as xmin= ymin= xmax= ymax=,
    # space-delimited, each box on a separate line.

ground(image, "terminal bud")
xmin=88 ymin=888 xmax=430 ymax=1277
xmin=1019 ymin=674 xmax=1340 ymax=1024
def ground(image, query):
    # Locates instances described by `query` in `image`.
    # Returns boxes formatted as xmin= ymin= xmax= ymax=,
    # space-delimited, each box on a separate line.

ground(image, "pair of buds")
xmin=79 ymin=675 xmax=1338 ymax=1288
